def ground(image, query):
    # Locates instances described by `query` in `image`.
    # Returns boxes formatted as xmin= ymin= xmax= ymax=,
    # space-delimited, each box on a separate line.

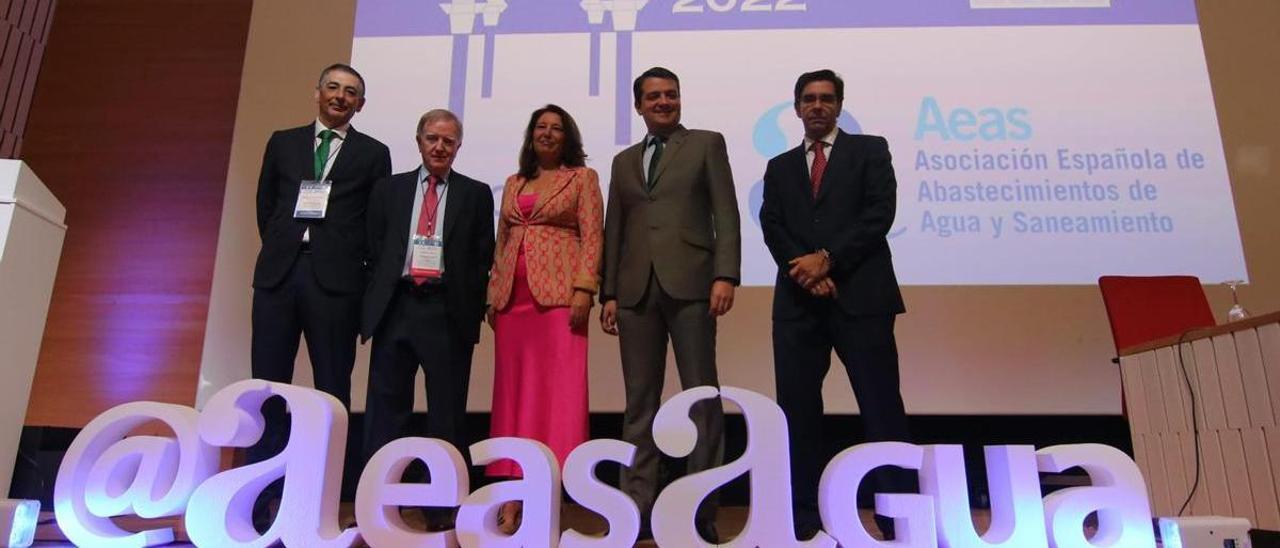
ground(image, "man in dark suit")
xmin=759 ymin=69 xmax=910 ymax=541
xmin=249 ymin=63 xmax=390 ymax=527
xmin=599 ymin=66 xmax=741 ymax=542
xmin=361 ymin=108 xmax=494 ymax=530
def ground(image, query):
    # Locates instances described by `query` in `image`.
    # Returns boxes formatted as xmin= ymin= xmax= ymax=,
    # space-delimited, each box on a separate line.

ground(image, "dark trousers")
xmin=773 ymin=306 xmax=910 ymax=532
xmin=248 ymin=251 xmax=360 ymax=469
xmin=363 ymin=283 xmax=474 ymax=470
xmin=616 ymin=272 xmax=724 ymax=525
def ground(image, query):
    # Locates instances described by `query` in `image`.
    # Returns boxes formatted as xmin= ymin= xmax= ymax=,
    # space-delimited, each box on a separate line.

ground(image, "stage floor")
xmin=33 ymin=505 xmax=973 ymax=545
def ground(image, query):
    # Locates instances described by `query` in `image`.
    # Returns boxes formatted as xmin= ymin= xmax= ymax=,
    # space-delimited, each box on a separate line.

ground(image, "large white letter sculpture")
xmin=354 ymin=437 xmax=469 ymax=548
xmin=561 ymin=439 xmax=640 ymax=547
xmin=820 ymin=442 xmax=934 ymax=547
xmin=185 ymin=379 xmax=357 ymax=547
xmin=53 ymin=402 xmax=218 ymax=547
xmin=457 ymin=437 xmax=561 ymax=547
xmin=53 ymin=383 xmax=1158 ymax=547
xmin=920 ymin=445 xmax=1047 ymax=548
xmin=651 ymin=385 xmax=830 ymax=547
xmin=1038 ymin=444 xmax=1156 ymax=548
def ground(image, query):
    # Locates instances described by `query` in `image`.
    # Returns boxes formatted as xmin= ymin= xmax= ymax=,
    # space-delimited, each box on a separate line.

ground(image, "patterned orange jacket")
xmin=487 ymin=166 xmax=604 ymax=310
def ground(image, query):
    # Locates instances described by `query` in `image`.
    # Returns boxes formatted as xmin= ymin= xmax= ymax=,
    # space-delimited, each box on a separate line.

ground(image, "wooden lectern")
xmin=1119 ymin=312 xmax=1280 ymax=529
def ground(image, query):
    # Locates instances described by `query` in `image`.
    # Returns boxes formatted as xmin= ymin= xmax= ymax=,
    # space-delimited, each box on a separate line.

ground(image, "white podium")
xmin=0 ymin=160 xmax=65 ymax=493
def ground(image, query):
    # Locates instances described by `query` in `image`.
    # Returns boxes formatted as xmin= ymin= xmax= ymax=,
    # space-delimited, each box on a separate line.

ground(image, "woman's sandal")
xmin=497 ymin=501 xmax=522 ymax=535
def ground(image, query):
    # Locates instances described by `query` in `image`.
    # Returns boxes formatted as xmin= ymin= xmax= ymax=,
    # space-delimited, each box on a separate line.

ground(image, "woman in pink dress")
xmin=485 ymin=104 xmax=604 ymax=533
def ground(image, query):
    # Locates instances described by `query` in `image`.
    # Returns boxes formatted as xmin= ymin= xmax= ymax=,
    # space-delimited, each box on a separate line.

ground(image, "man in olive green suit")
xmin=599 ymin=66 xmax=741 ymax=543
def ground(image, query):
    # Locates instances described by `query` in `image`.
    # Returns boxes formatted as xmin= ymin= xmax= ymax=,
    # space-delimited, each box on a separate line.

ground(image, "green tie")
xmin=646 ymin=136 xmax=665 ymax=191
xmin=314 ymin=129 xmax=336 ymax=179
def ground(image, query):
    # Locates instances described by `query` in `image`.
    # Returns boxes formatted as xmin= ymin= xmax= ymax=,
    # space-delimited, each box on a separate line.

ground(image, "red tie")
xmin=810 ymin=141 xmax=827 ymax=198
xmin=412 ymin=174 xmax=440 ymax=285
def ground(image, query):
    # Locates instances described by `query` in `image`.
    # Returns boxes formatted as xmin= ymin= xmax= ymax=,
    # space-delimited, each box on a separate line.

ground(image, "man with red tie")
xmin=759 ymin=69 xmax=911 ymax=541
xmin=360 ymin=109 xmax=494 ymax=531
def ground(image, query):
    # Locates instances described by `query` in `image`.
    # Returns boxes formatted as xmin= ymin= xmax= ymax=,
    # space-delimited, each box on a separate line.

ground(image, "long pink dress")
xmin=486 ymin=193 xmax=590 ymax=478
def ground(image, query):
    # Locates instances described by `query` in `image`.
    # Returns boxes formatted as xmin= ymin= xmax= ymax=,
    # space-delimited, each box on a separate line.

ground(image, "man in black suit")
xmin=249 ymin=63 xmax=390 ymax=526
xmin=361 ymin=108 xmax=494 ymax=530
xmin=759 ymin=69 xmax=910 ymax=540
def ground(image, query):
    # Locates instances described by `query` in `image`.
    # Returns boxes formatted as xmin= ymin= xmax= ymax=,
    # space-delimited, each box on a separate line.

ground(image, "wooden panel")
xmin=1218 ymin=429 xmax=1258 ymax=523
xmin=1193 ymin=339 xmax=1230 ymax=430
xmin=1120 ymin=355 xmax=1150 ymax=435
xmin=1132 ymin=432 xmax=1153 ymax=506
xmin=1214 ymin=334 xmax=1252 ymax=429
xmin=1177 ymin=430 xmax=1212 ymax=515
xmin=1242 ymin=427 xmax=1280 ymax=529
xmin=1200 ymin=429 xmax=1234 ymax=516
xmin=1234 ymin=328 xmax=1276 ymax=427
xmin=0 ymin=26 xmax=11 ymax=100
xmin=1156 ymin=346 xmax=1189 ymax=433
xmin=1144 ymin=433 xmax=1174 ymax=516
xmin=1266 ymin=428 xmax=1280 ymax=523
xmin=1161 ymin=432 xmax=1190 ymax=515
xmin=1139 ymin=350 xmax=1169 ymax=434
xmin=1181 ymin=341 xmax=1208 ymax=431
xmin=0 ymin=27 xmax=19 ymax=120
xmin=0 ymin=29 xmax=32 ymax=131
xmin=1259 ymin=324 xmax=1280 ymax=425
xmin=21 ymin=0 xmax=252 ymax=427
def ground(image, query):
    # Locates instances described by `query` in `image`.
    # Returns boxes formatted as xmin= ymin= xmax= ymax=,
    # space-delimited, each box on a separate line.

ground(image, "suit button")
xmin=814 ymin=218 xmax=822 ymax=224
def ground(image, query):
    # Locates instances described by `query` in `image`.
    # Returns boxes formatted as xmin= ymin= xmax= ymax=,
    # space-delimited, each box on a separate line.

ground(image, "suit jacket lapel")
xmin=813 ymin=131 xmax=846 ymax=206
xmin=530 ymin=168 xmax=575 ymax=220
xmin=624 ymin=142 xmax=646 ymax=193
xmin=296 ymin=124 xmax=317 ymax=181
xmin=650 ymin=126 xmax=688 ymax=189
xmin=443 ymin=172 xmax=465 ymax=245
xmin=786 ymin=144 xmax=813 ymax=205
xmin=327 ymin=126 xmax=361 ymax=180
xmin=393 ymin=172 xmax=417 ymax=262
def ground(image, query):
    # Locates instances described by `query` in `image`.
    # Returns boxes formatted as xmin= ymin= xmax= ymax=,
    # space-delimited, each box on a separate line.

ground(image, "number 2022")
xmin=672 ymin=0 xmax=807 ymax=13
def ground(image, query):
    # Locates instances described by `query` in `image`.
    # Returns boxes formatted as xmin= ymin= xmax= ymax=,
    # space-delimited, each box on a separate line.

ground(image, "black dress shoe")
xmin=795 ymin=522 xmax=823 ymax=541
xmin=874 ymin=514 xmax=896 ymax=541
xmin=251 ymin=497 xmax=276 ymax=534
xmin=695 ymin=520 xmax=719 ymax=544
xmin=421 ymin=507 xmax=457 ymax=532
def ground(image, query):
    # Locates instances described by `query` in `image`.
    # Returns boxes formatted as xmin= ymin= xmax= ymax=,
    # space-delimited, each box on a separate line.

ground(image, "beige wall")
xmin=199 ymin=0 xmax=358 ymax=408
xmin=197 ymin=0 xmax=1280 ymax=415
xmin=1199 ymin=1 xmax=1280 ymax=314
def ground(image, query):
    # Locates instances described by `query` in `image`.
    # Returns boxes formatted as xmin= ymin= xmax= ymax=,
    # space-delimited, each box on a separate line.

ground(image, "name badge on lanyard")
xmin=294 ymin=180 xmax=333 ymax=219
xmin=411 ymin=235 xmax=444 ymax=280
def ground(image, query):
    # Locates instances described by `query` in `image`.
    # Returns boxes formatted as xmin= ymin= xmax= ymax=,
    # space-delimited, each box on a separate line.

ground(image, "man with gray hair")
xmin=361 ymin=108 xmax=494 ymax=531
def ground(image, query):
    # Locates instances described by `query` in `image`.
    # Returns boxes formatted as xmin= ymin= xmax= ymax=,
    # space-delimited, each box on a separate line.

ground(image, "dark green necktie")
xmin=646 ymin=136 xmax=665 ymax=191
xmin=314 ymin=129 xmax=336 ymax=179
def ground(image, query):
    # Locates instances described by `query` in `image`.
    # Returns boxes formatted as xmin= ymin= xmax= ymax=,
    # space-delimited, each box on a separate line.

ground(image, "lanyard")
xmin=419 ymin=175 xmax=449 ymax=236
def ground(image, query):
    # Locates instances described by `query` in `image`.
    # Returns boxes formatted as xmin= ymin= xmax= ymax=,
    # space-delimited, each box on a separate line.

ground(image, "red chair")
xmin=1097 ymin=275 xmax=1217 ymax=353
xmin=1098 ymin=275 xmax=1217 ymax=416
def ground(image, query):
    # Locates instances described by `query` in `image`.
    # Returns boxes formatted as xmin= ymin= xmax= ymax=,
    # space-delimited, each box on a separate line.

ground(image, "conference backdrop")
xmin=351 ymin=0 xmax=1245 ymax=285
xmin=197 ymin=0 xmax=1247 ymax=415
